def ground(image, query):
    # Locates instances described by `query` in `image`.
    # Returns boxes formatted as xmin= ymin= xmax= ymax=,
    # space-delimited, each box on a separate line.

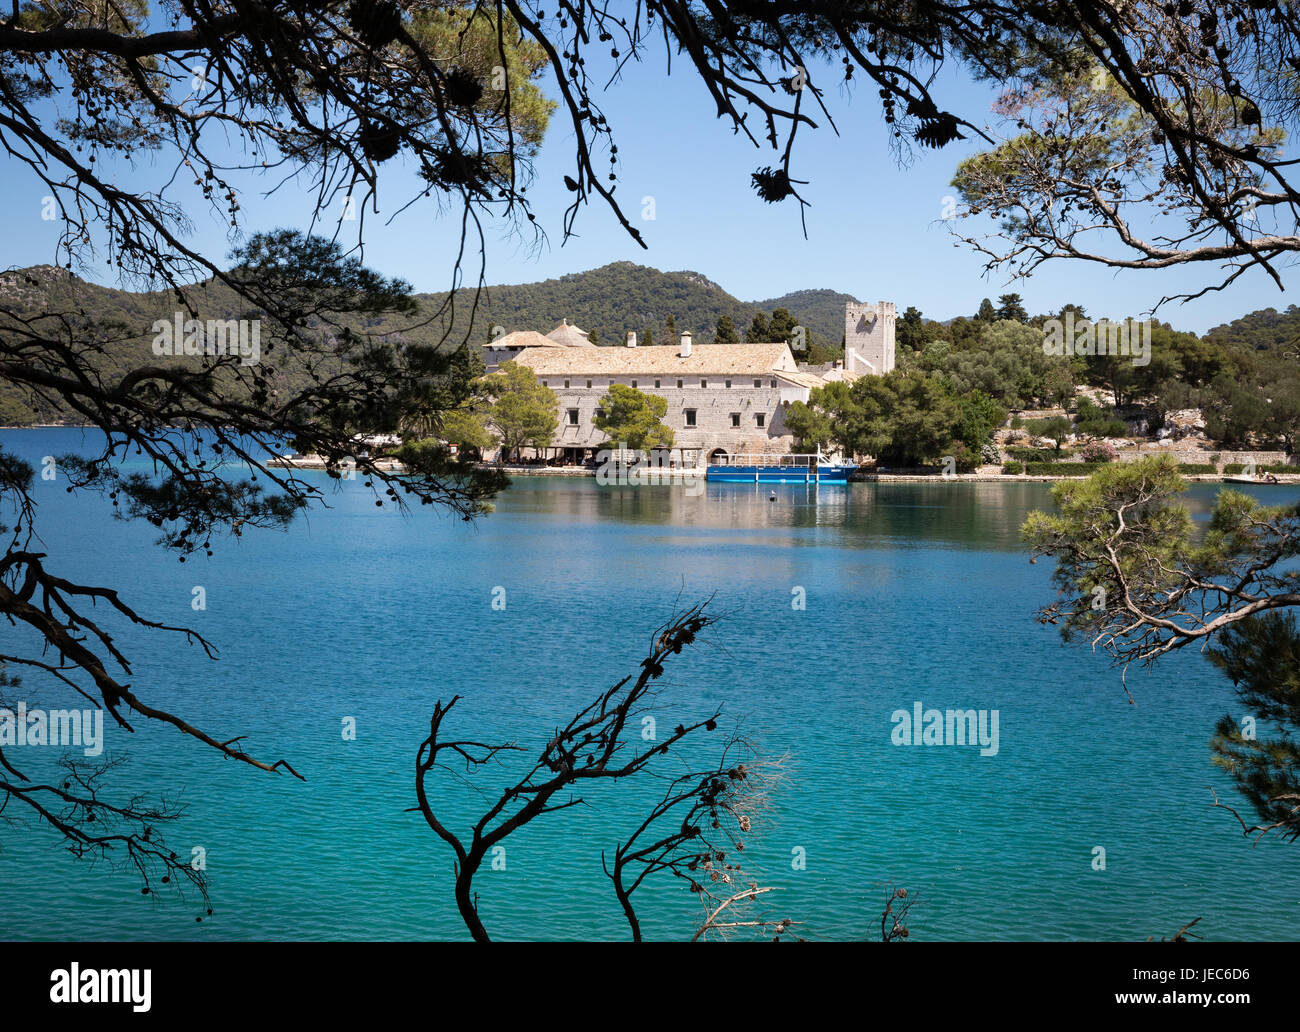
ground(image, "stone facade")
xmin=844 ymin=301 xmax=896 ymax=376
xmin=510 ymin=336 xmax=817 ymax=463
xmin=541 ymin=372 xmax=806 ymax=465
xmin=486 ymin=301 xmax=895 ymax=463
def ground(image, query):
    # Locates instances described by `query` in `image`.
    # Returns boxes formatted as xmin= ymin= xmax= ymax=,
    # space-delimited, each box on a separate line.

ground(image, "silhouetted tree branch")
xmin=414 ymin=599 xmax=799 ymax=941
xmin=880 ymin=885 xmax=919 ymax=941
xmin=604 ymin=734 xmax=794 ymax=941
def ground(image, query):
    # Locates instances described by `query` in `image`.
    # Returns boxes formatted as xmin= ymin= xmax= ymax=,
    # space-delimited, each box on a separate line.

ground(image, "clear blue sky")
xmin=1 ymin=44 xmax=1293 ymax=334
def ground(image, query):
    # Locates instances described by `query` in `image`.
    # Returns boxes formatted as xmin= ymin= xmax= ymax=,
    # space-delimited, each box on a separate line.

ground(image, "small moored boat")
xmin=706 ymin=451 xmax=857 ymax=484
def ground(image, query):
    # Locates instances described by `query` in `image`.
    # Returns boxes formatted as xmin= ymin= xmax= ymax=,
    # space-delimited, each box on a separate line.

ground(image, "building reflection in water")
xmin=496 ymin=477 xmax=1299 ymax=553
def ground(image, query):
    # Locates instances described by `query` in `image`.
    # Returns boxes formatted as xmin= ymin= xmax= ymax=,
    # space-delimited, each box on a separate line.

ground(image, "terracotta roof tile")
xmin=774 ymin=370 xmax=832 ymax=390
xmin=484 ymin=330 xmax=562 ymax=350
xmin=514 ymin=342 xmax=798 ymax=376
xmin=545 ymin=320 xmax=595 ymax=347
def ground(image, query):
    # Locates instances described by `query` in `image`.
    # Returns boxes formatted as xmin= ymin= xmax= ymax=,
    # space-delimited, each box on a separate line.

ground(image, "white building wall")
xmin=539 ymin=378 xmax=805 ymax=461
xmin=844 ymin=301 xmax=896 ymax=375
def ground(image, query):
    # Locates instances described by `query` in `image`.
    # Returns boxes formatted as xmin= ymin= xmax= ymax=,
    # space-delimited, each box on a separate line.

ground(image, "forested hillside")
xmin=5 ymin=263 xmax=1297 ymax=448
xmin=417 ymin=261 xmax=855 ymax=345
xmin=0 ymin=262 xmax=855 ymax=424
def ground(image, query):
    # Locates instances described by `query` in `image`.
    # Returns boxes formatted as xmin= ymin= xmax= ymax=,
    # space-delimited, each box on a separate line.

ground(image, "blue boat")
xmin=705 ymin=451 xmax=858 ymax=483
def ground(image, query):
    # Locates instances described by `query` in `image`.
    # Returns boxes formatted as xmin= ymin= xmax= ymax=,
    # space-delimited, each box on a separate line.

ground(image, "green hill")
xmin=4 ymin=259 xmax=1298 ymax=439
xmin=1203 ymin=305 xmax=1300 ymax=357
xmin=752 ymin=288 xmax=859 ymax=342
xmin=0 ymin=261 xmax=859 ymax=425
xmin=416 ymin=261 xmax=856 ymax=346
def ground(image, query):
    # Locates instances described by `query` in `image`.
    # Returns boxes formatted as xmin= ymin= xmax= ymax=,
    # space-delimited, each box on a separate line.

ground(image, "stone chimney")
xmin=679 ymin=330 xmax=692 ymax=358
xmin=626 ymin=331 xmax=637 ymax=348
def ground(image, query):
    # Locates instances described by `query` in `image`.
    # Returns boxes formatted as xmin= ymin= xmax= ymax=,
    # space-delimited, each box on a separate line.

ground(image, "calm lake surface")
xmin=2 ymin=427 xmax=1298 ymax=941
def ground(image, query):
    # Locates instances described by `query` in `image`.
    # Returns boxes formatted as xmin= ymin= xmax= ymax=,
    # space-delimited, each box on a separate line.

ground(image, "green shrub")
xmin=1075 ymin=398 xmax=1130 ymax=439
xmin=1092 ymin=418 xmax=1130 ymax=437
xmin=1010 ymin=416 xmax=1024 ymax=430
xmin=949 ymin=440 xmax=979 ymax=473
xmin=1026 ymin=415 xmax=1072 ymax=449
xmin=1023 ymin=461 xmax=1108 ymax=476
xmin=1002 ymin=460 xmax=1025 ymax=475
xmin=1006 ymin=446 xmax=1063 ymax=463
xmin=1073 ymin=397 xmax=1099 ymax=421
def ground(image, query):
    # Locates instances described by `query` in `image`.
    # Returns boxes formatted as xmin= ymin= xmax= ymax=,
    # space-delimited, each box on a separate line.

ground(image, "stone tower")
xmin=843 ymin=301 xmax=896 ymax=376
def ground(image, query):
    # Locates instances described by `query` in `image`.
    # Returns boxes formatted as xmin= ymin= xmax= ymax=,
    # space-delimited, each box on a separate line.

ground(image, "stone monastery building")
xmin=483 ymin=303 xmax=896 ymax=465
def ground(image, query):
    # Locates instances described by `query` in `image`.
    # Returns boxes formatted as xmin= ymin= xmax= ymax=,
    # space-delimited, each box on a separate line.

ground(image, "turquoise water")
xmin=1 ymin=427 xmax=1298 ymax=941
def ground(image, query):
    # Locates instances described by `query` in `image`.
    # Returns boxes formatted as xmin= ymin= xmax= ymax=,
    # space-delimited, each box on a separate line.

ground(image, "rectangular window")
xmin=769 ymin=379 xmax=777 ymax=388
xmin=730 ymin=413 xmax=741 ymax=427
xmin=631 ymin=380 xmax=638 ymax=388
xmin=564 ymin=379 xmax=570 ymax=389
xmin=586 ymin=380 xmax=592 ymax=389
xmin=567 ymin=408 xmax=579 ymax=426
xmin=725 ymin=379 xmax=732 ymax=388
xmin=654 ymin=379 xmax=661 ymax=389
xmin=700 ymin=379 xmax=708 ymax=388
xmin=677 ymin=379 xmax=684 ymax=389
xmin=684 ymin=409 xmax=697 ymax=427
xmin=541 ymin=381 xmax=548 ymax=387
xmin=755 ymin=413 xmax=766 ymax=428
xmin=754 ymin=379 xmax=762 ymax=388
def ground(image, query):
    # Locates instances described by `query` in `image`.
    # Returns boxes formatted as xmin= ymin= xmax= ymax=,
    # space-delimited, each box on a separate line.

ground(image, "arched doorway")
xmin=708 ymin=447 xmax=729 ymax=466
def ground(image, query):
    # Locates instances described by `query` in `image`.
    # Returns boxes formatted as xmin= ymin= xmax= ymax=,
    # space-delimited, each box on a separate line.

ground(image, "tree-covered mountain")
xmin=1202 ymin=305 xmax=1300 ymax=358
xmin=753 ymin=288 xmax=860 ymax=339
xmin=0 ymin=261 xmax=859 ymax=424
xmin=417 ymin=261 xmax=856 ymax=346
xmin=0 ymin=262 xmax=413 ymax=426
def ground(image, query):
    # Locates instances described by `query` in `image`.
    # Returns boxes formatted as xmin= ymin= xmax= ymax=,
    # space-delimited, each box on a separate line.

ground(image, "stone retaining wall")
xmin=1114 ymin=445 xmax=1292 ymax=466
